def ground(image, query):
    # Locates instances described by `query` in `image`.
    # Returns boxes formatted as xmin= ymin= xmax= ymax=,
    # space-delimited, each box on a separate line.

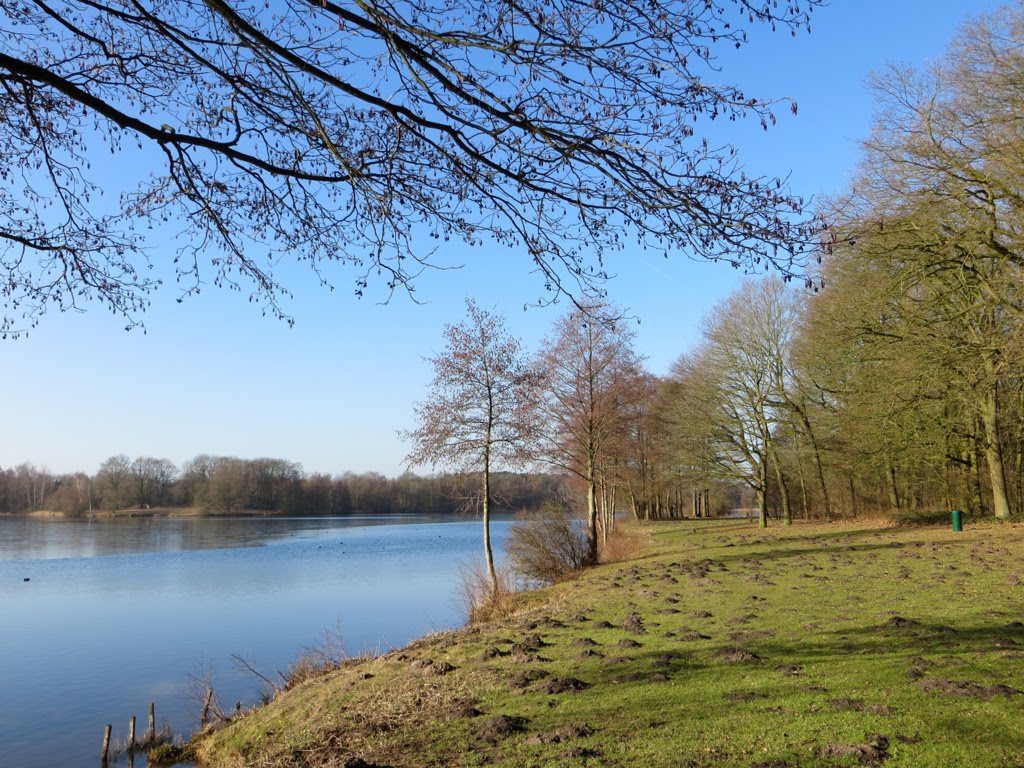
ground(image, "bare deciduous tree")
xmin=1 ymin=0 xmax=819 ymax=335
xmin=665 ymin=280 xmax=796 ymax=528
xmin=533 ymin=303 xmax=643 ymax=562
xmin=96 ymin=454 xmax=132 ymax=510
xmin=404 ymin=299 xmax=536 ymax=593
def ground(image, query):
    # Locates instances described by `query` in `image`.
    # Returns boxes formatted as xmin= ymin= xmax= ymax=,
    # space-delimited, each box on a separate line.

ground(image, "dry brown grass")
xmin=457 ymin=560 xmax=523 ymax=625
xmin=598 ymin=521 xmax=649 ymax=563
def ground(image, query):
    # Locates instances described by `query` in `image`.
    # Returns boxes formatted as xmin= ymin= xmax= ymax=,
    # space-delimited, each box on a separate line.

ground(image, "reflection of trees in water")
xmin=0 ymin=513 xmax=516 ymax=560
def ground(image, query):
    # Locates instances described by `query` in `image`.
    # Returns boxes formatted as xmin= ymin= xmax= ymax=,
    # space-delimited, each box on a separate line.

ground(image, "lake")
xmin=0 ymin=514 xmax=510 ymax=767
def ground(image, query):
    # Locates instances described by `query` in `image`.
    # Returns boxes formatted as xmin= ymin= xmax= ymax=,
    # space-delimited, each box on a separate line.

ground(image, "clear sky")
xmin=1 ymin=1 xmax=1006 ymax=479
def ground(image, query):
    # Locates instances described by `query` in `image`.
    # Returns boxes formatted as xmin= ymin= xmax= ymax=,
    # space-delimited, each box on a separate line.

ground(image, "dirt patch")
xmin=542 ymin=677 xmax=590 ymax=694
xmin=510 ymin=634 xmax=546 ymax=654
xmin=604 ymin=655 xmax=633 ymax=665
xmin=815 ymin=733 xmax=889 ymax=765
xmin=509 ymin=669 xmax=549 ymax=690
xmin=480 ymin=715 xmax=529 ymax=743
xmin=448 ymin=698 xmax=484 ymax=719
xmin=340 ymin=758 xmax=395 ymax=768
xmin=919 ymin=679 xmax=1022 ymax=699
xmin=409 ymin=659 xmax=454 ymax=676
xmin=715 ymin=647 xmax=761 ymax=663
xmin=561 ymin=746 xmax=602 ymax=759
xmin=728 ymin=613 xmax=758 ymax=626
xmin=622 ymin=613 xmax=647 ymax=634
xmin=611 ymin=671 xmax=647 ymax=684
xmin=571 ymin=637 xmax=599 ymax=647
xmin=523 ymin=723 xmax=594 ymax=745
xmin=672 ymin=629 xmax=710 ymax=641
xmin=908 ymin=656 xmax=930 ymax=680
xmin=617 ymin=638 xmax=642 ymax=649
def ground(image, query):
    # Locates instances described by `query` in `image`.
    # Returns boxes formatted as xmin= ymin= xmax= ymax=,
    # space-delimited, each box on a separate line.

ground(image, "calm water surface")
xmin=0 ymin=514 xmax=509 ymax=767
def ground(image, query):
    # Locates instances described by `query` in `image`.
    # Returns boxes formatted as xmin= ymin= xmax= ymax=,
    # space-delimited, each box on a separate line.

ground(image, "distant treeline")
xmin=0 ymin=455 xmax=566 ymax=516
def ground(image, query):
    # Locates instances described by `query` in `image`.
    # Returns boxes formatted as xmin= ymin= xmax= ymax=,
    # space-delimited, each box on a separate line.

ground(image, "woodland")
xmin=3 ymin=4 xmax=1023 ymax=533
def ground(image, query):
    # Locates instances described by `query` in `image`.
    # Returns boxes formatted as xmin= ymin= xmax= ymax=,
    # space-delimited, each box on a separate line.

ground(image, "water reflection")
xmin=0 ymin=514 xmax=507 ymax=768
xmin=0 ymin=513 xmax=463 ymax=561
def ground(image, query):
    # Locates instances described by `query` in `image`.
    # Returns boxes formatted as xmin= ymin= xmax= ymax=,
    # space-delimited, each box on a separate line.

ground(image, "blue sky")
xmin=1 ymin=1 xmax=1005 ymax=479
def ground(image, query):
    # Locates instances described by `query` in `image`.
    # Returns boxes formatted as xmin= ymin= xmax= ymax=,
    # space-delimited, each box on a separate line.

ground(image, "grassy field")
xmin=192 ymin=518 xmax=1024 ymax=768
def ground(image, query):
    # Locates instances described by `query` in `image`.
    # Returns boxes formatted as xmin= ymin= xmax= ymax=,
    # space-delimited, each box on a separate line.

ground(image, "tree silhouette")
xmin=2 ymin=0 xmax=819 ymax=335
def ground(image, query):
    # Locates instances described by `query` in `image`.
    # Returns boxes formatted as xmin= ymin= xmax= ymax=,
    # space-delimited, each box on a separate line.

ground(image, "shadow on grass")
xmin=569 ymin=618 xmax=1023 ymax=684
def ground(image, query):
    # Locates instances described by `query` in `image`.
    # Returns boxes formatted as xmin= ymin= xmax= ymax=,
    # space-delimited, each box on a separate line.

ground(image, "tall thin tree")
xmin=533 ymin=304 xmax=643 ymax=563
xmin=404 ymin=299 xmax=536 ymax=593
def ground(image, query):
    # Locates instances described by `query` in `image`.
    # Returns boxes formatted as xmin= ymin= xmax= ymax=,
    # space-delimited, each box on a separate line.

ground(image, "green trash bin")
xmin=951 ymin=510 xmax=963 ymax=532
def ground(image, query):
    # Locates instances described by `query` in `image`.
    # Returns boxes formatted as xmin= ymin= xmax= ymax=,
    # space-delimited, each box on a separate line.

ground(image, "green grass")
xmin=194 ymin=518 xmax=1024 ymax=767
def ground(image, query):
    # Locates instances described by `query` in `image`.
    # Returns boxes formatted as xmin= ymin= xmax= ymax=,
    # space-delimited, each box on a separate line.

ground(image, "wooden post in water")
xmin=148 ymin=702 xmax=156 ymax=742
xmin=128 ymin=715 xmax=136 ymax=752
xmin=100 ymin=724 xmax=112 ymax=763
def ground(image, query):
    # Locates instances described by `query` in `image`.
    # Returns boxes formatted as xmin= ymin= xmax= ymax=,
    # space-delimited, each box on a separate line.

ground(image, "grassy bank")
xmin=193 ymin=518 xmax=1024 ymax=768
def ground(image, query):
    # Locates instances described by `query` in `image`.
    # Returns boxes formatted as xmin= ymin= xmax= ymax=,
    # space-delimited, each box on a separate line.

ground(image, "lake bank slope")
xmin=194 ymin=518 xmax=1024 ymax=768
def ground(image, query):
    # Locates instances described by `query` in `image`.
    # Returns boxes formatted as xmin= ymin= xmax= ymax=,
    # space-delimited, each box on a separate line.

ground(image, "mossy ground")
xmin=194 ymin=518 xmax=1024 ymax=768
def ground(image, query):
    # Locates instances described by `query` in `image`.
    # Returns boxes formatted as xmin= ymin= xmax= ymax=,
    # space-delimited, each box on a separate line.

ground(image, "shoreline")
xmin=191 ymin=517 xmax=1024 ymax=768
xmin=6 ymin=507 xmax=480 ymax=520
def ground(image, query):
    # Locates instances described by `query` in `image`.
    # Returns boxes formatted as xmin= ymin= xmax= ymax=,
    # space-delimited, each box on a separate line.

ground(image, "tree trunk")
xmin=979 ymin=381 xmax=1011 ymax=520
xmin=1017 ymin=388 xmax=1024 ymax=513
xmin=482 ymin=450 xmax=497 ymax=594
xmin=765 ymin=433 xmax=792 ymax=525
xmin=887 ymin=465 xmax=901 ymax=511
xmin=796 ymin=455 xmax=809 ymax=520
xmin=608 ymin=485 xmax=617 ymax=537
xmin=797 ymin=407 xmax=832 ymax=519
xmin=847 ymin=473 xmax=857 ymax=519
xmin=970 ymin=438 xmax=985 ymax=516
xmin=756 ymin=488 xmax=768 ymax=528
xmin=757 ymin=460 xmax=768 ymax=528
xmin=586 ymin=453 xmax=599 ymax=565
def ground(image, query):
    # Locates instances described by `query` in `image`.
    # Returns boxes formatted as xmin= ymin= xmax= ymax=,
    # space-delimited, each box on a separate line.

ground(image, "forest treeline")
xmin=403 ymin=6 xmax=1024 ymax=531
xmin=7 ymin=8 xmax=1021 ymax=529
xmin=0 ymin=456 xmax=564 ymax=517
